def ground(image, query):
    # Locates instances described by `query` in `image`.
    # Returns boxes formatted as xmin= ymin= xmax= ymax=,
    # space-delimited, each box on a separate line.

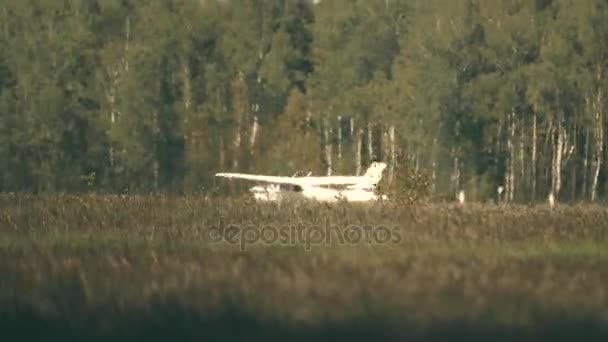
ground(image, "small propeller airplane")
xmin=215 ymin=162 xmax=388 ymax=202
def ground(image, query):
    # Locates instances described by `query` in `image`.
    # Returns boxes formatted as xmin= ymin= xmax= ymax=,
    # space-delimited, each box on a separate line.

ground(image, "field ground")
xmin=1 ymin=194 xmax=608 ymax=341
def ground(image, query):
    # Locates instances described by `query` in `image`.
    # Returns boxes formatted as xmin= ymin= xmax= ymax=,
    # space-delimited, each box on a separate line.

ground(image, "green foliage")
xmin=1 ymin=0 xmax=608 ymax=202
xmin=377 ymin=163 xmax=432 ymax=204
xmin=261 ymin=88 xmax=323 ymax=174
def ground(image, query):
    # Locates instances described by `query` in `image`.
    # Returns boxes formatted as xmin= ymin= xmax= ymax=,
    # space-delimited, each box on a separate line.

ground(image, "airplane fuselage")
xmin=249 ymin=184 xmax=385 ymax=202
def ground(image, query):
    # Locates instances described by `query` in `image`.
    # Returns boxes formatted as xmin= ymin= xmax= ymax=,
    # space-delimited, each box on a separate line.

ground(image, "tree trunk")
xmin=495 ymin=116 xmax=503 ymax=194
xmin=414 ymin=143 xmax=420 ymax=174
xmin=153 ymin=160 xmax=159 ymax=191
xmin=532 ymin=113 xmax=537 ymax=200
xmin=219 ymin=136 xmax=225 ymax=169
xmin=106 ymin=15 xmax=131 ymax=175
xmin=337 ymin=116 xmax=342 ymax=159
xmin=2 ymin=6 xmax=8 ymax=39
xmin=382 ymin=125 xmax=389 ymax=163
xmin=452 ymin=148 xmax=460 ymax=194
xmin=544 ymin=119 xmax=555 ymax=197
xmin=231 ymin=73 xmax=247 ymax=170
xmin=591 ymin=88 xmax=604 ymax=201
xmin=506 ymin=108 xmax=516 ymax=202
xmin=109 ymin=86 xmax=116 ymax=169
xmin=551 ymin=120 xmax=564 ymax=198
xmin=306 ymin=107 xmax=312 ymax=134
xmin=582 ymin=127 xmax=589 ymax=199
xmin=571 ymin=159 xmax=577 ymax=201
xmin=232 ymin=116 xmax=241 ymax=170
xmin=389 ymin=125 xmax=396 ymax=183
xmin=519 ymin=118 xmax=525 ymax=198
xmin=454 ymin=153 xmax=460 ymax=194
xmin=367 ymin=121 xmax=374 ymax=162
xmin=152 ymin=109 xmax=159 ymax=190
xmin=124 ymin=16 xmax=130 ymax=72
xmin=431 ymin=137 xmax=438 ymax=193
xmin=182 ymin=60 xmax=192 ymax=152
xmin=324 ymin=119 xmax=333 ymax=176
xmin=182 ymin=62 xmax=191 ymax=112
xmin=249 ymin=115 xmax=259 ymax=155
xmin=355 ymin=128 xmax=363 ymax=175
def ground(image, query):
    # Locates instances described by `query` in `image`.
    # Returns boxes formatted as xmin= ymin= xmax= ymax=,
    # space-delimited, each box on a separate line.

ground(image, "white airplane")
xmin=215 ymin=162 xmax=388 ymax=202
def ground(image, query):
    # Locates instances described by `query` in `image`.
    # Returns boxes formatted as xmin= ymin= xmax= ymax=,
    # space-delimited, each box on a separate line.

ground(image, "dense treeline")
xmin=0 ymin=0 xmax=607 ymax=202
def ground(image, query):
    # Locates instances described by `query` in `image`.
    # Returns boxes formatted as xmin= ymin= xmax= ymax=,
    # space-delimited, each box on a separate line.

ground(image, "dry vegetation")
xmin=1 ymin=194 xmax=608 ymax=341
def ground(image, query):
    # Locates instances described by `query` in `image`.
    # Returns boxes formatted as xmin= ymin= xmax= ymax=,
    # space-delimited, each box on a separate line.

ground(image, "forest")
xmin=1 ymin=0 xmax=608 ymax=203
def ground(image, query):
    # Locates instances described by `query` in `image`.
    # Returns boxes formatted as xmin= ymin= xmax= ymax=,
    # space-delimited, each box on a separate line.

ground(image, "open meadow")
xmin=1 ymin=194 xmax=608 ymax=341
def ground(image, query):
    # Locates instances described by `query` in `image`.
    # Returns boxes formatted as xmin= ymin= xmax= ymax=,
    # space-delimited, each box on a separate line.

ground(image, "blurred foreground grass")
xmin=1 ymin=194 xmax=608 ymax=341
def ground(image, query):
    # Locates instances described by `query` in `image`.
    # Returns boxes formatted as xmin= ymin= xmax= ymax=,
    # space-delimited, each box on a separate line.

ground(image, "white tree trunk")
xmin=106 ymin=16 xmax=131 ymax=171
xmin=306 ymin=109 xmax=312 ymax=134
xmin=545 ymin=119 xmax=555 ymax=196
xmin=382 ymin=125 xmax=389 ymax=163
xmin=367 ymin=121 xmax=374 ymax=161
xmin=109 ymin=86 xmax=117 ymax=169
xmin=232 ymin=116 xmax=241 ymax=170
xmin=355 ymin=129 xmax=363 ymax=175
xmin=571 ymin=156 xmax=577 ymax=200
xmin=152 ymin=109 xmax=159 ymax=190
xmin=219 ymin=136 xmax=225 ymax=169
xmin=532 ymin=113 xmax=537 ymax=200
xmin=519 ymin=118 xmax=525 ymax=190
xmin=153 ymin=160 xmax=159 ymax=191
xmin=182 ymin=63 xmax=191 ymax=113
xmin=124 ymin=16 xmax=130 ymax=72
xmin=431 ymin=137 xmax=438 ymax=193
xmin=506 ymin=108 xmax=516 ymax=202
xmin=452 ymin=148 xmax=460 ymax=194
xmin=337 ymin=116 xmax=342 ymax=159
xmin=182 ymin=61 xmax=192 ymax=147
xmin=494 ymin=117 xmax=503 ymax=195
xmin=232 ymin=72 xmax=247 ymax=170
xmin=414 ymin=146 xmax=420 ymax=174
xmin=324 ymin=119 xmax=333 ymax=176
xmin=389 ymin=125 xmax=396 ymax=183
xmin=591 ymin=88 xmax=604 ymax=201
xmin=582 ymin=127 xmax=589 ymax=199
xmin=551 ymin=121 xmax=565 ymax=197
xmin=249 ymin=115 xmax=259 ymax=155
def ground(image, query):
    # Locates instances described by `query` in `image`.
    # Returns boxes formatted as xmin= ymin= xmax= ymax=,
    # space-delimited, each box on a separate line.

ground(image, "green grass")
xmin=1 ymin=194 xmax=608 ymax=341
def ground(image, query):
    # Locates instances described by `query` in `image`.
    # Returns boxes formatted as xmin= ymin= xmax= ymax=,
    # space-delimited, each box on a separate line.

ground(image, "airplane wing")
xmin=215 ymin=173 xmax=365 ymax=187
xmin=215 ymin=173 xmax=310 ymax=186
xmin=216 ymin=162 xmax=385 ymax=190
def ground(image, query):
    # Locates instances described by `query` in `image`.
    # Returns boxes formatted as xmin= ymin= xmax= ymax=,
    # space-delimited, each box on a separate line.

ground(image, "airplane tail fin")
xmin=351 ymin=162 xmax=387 ymax=189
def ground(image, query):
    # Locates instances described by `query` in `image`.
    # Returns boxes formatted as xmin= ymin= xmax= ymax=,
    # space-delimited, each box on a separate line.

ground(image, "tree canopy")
xmin=1 ymin=0 xmax=608 ymax=202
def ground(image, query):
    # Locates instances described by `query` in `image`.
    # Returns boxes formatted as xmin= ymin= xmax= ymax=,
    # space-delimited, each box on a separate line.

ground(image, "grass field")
xmin=1 ymin=194 xmax=608 ymax=341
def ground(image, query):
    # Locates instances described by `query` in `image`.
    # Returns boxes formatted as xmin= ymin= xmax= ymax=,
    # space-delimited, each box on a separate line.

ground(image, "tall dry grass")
xmin=1 ymin=194 xmax=608 ymax=341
